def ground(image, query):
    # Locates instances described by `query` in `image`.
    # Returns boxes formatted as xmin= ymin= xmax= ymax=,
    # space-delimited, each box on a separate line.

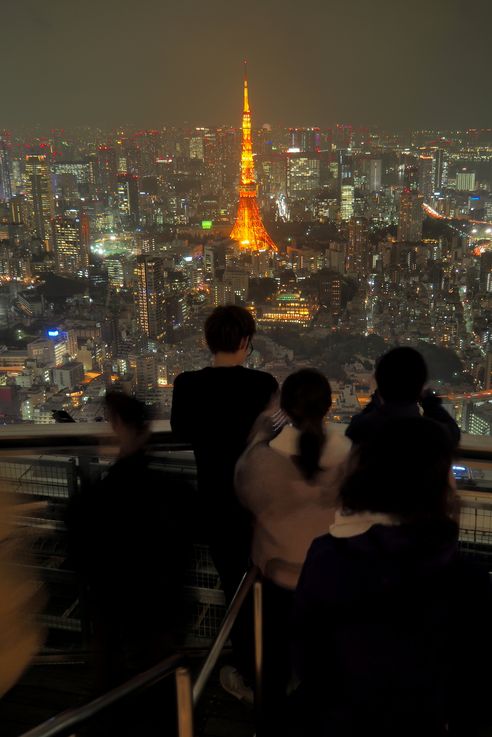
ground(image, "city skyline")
xmin=3 ymin=0 xmax=492 ymax=129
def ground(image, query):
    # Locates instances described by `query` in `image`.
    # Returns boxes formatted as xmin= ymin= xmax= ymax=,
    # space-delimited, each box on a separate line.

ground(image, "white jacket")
xmin=236 ymin=424 xmax=351 ymax=589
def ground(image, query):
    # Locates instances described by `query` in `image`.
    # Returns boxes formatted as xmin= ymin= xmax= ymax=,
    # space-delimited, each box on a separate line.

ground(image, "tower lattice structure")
xmin=230 ymin=67 xmax=277 ymax=252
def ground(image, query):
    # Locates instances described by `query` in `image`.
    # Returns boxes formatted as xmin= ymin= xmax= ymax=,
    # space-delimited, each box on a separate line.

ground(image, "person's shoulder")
xmin=243 ymin=368 xmax=278 ymax=388
xmin=325 ymin=429 xmax=352 ymax=463
xmin=174 ymin=368 xmax=208 ymax=387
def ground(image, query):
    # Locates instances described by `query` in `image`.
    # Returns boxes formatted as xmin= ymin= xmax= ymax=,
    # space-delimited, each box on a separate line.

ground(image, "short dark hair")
xmin=105 ymin=391 xmax=149 ymax=433
xmin=281 ymin=369 xmax=332 ymax=480
xmin=375 ymin=347 xmax=428 ymax=402
xmin=204 ymin=305 xmax=256 ymax=354
xmin=340 ymin=417 xmax=456 ymax=524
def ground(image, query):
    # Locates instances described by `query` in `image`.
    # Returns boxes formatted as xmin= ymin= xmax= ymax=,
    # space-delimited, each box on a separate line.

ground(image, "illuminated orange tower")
xmin=230 ymin=65 xmax=277 ymax=252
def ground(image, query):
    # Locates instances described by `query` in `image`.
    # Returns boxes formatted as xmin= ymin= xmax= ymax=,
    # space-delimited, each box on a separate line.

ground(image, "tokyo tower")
xmin=230 ymin=65 xmax=277 ymax=252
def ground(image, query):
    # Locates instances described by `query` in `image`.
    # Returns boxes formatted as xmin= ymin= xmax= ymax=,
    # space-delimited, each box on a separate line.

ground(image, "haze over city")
xmin=3 ymin=0 xmax=492 ymax=128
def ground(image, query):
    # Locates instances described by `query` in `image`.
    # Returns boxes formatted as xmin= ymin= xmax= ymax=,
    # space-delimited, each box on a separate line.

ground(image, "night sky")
xmin=4 ymin=0 xmax=492 ymax=129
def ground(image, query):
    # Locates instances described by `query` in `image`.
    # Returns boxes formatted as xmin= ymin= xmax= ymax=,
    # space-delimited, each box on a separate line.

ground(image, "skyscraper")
xmin=135 ymin=255 xmax=166 ymax=340
xmin=289 ymin=127 xmax=321 ymax=153
xmin=418 ymin=155 xmax=434 ymax=198
xmin=117 ymin=174 xmax=140 ymax=225
xmin=287 ymin=153 xmax=320 ymax=199
xmin=398 ymin=189 xmax=424 ymax=242
xmin=24 ymin=154 xmax=55 ymax=250
xmin=53 ymin=212 xmax=90 ymax=276
xmin=339 ymin=151 xmax=354 ymax=221
xmin=456 ymin=170 xmax=476 ymax=192
xmin=230 ymin=66 xmax=277 ymax=252
xmin=347 ymin=217 xmax=369 ymax=275
xmin=0 ymin=137 xmax=12 ymax=202
xmin=433 ymin=149 xmax=448 ymax=190
xmin=367 ymin=158 xmax=382 ymax=192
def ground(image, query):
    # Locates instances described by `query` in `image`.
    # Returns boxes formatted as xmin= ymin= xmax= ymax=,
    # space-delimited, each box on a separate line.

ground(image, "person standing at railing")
xmin=171 ymin=305 xmax=278 ymax=703
xmin=291 ymin=417 xmax=491 ymax=737
xmin=235 ymin=369 xmax=351 ymax=733
xmin=346 ymin=347 xmax=461 ymax=449
xmin=67 ymin=391 xmax=191 ymax=731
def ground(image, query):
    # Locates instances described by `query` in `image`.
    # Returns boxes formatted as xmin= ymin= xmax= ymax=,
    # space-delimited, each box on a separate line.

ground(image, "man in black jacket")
xmin=171 ymin=305 xmax=278 ymax=700
xmin=346 ymin=347 xmax=460 ymax=448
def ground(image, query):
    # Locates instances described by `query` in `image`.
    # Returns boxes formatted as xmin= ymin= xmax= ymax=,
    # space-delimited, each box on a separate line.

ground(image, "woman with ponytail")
xmin=235 ymin=369 xmax=351 ymax=733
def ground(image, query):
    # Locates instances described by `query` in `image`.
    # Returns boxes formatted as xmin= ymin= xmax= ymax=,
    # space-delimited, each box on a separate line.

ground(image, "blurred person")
xmin=235 ymin=369 xmax=351 ymax=733
xmin=171 ymin=305 xmax=278 ymax=701
xmin=0 ymin=492 xmax=44 ymax=697
xmin=291 ymin=417 xmax=491 ymax=737
xmin=346 ymin=346 xmax=460 ymax=447
xmin=67 ymin=392 xmax=191 ymax=694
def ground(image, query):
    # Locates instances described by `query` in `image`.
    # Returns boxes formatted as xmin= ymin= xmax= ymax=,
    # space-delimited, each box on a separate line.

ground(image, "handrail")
xmin=18 ymin=568 xmax=263 ymax=737
xmin=193 ymin=565 xmax=260 ymax=705
xmin=0 ymin=421 xmax=490 ymax=460
xmin=18 ymin=653 xmax=183 ymax=737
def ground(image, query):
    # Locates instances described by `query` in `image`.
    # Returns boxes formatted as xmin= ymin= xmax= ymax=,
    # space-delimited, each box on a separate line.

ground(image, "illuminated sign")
xmin=201 ymin=220 xmax=213 ymax=230
xmin=47 ymin=330 xmax=59 ymax=338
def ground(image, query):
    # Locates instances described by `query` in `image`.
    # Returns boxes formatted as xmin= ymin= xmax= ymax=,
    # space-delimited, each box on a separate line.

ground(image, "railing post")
xmin=253 ymin=578 xmax=263 ymax=726
xmin=176 ymin=666 xmax=194 ymax=737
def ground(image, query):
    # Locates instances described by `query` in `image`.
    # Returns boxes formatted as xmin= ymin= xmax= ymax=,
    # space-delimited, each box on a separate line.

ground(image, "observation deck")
xmin=0 ymin=422 xmax=491 ymax=736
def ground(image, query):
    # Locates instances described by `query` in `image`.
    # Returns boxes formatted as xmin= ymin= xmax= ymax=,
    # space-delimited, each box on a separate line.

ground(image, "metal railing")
xmin=17 ymin=653 xmax=185 ymax=737
xmin=16 ymin=567 xmax=263 ymax=737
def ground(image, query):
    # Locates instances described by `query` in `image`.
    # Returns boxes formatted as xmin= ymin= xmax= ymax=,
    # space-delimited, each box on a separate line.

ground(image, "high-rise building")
xmin=287 ymin=154 xmax=320 ymax=199
xmin=367 ymin=158 xmax=382 ymax=192
xmin=433 ymin=149 xmax=448 ymax=190
xmin=96 ymin=145 xmax=117 ymax=194
xmin=189 ymin=132 xmax=205 ymax=161
xmin=347 ymin=217 xmax=369 ymax=274
xmin=340 ymin=185 xmax=355 ymax=221
xmin=135 ymin=255 xmax=166 ymax=340
xmin=339 ymin=151 xmax=354 ymax=221
xmin=24 ymin=155 xmax=55 ymax=250
xmin=230 ymin=66 xmax=277 ymax=252
xmin=289 ymin=128 xmax=320 ymax=153
xmin=456 ymin=169 xmax=476 ymax=192
xmin=418 ymin=155 xmax=434 ymax=198
xmin=117 ymin=174 xmax=140 ymax=225
xmin=0 ymin=137 xmax=12 ymax=202
xmin=52 ymin=212 xmax=90 ymax=276
xmin=397 ymin=189 xmax=424 ymax=242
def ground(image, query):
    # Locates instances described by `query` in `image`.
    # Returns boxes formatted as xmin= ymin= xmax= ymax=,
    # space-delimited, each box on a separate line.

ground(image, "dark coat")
xmin=291 ymin=520 xmax=492 ymax=737
xmin=346 ymin=393 xmax=461 ymax=448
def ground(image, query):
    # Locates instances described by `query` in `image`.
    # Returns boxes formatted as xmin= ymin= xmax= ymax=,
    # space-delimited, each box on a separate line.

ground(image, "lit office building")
xmin=418 ymin=155 xmax=434 ymax=198
xmin=341 ymin=185 xmax=355 ymax=221
xmin=397 ymin=189 xmax=424 ymax=242
xmin=433 ymin=149 xmax=448 ymax=190
xmin=135 ymin=255 xmax=166 ymax=340
xmin=287 ymin=154 xmax=320 ymax=199
xmin=0 ymin=137 xmax=12 ymax=202
xmin=289 ymin=127 xmax=321 ymax=152
xmin=52 ymin=212 xmax=90 ymax=276
xmin=24 ymin=154 xmax=55 ymax=250
xmin=456 ymin=170 xmax=476 ymax=192
xmin=117 ymin=174 xmax=140 ymax=225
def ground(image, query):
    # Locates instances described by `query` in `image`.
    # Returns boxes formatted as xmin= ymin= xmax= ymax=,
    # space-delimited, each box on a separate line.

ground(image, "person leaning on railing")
xmin=346 ymin=346 xmax=461 ymax=449
xmin=290 ymin=417 xmax=492 ymax=737
xmin=235 ymin=369 xmax=351 ymax=734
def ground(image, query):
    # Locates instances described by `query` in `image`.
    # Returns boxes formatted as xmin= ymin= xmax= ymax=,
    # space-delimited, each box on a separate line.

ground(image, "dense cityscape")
xmin=0 ymin=71 xmax=491 ymax=434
